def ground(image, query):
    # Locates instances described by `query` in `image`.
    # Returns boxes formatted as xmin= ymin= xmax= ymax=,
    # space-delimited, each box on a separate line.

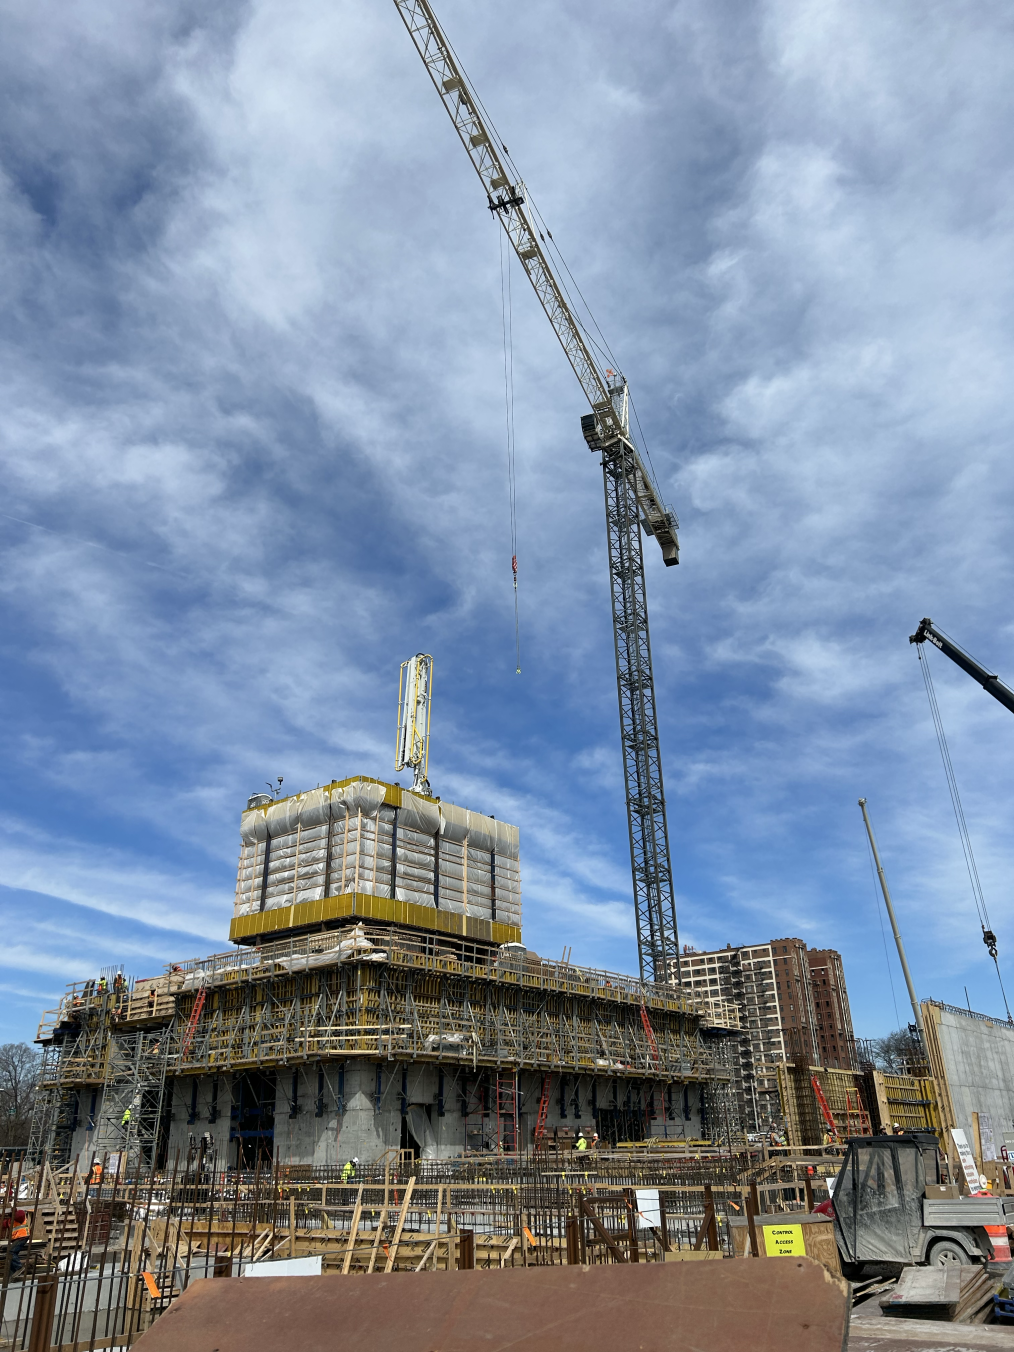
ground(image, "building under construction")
xmin=33 ymin=777 xmax=738 ymax=1169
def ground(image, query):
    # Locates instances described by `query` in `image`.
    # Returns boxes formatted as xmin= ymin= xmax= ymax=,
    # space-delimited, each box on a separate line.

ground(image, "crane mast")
xmin=393 ymin=0 xmax=682 ymax=983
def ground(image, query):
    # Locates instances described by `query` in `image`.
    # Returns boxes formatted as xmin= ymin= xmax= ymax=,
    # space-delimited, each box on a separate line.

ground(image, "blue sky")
xmin=3 ymin=0 xmax=1014 ymax=1046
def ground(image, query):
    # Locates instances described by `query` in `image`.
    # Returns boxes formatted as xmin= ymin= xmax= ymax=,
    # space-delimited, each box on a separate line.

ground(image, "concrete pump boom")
xmin=393 ymin=0 xmax=682 ymax=983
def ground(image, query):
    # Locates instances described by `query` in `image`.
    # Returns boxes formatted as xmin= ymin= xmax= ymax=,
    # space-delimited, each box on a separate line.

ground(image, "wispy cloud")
xmin=2 ymin=0 xmax=1014 ymax=1045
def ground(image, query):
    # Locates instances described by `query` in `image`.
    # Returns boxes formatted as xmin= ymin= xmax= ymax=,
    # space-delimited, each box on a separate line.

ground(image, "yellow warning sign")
xmin=761 ymin=1223 xmax=806 ymax=1257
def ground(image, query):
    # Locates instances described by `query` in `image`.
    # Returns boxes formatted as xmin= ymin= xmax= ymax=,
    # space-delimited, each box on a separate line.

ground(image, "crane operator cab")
xmin=832 ymin=1130 xmax=1014 ymax=1276
xmin=831 ymin=1132 xmax=1014 ymax=1275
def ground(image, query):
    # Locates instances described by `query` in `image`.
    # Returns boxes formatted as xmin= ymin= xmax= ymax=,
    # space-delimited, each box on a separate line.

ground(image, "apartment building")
xmin=679 ymin=937 xmax=856 ymax=1132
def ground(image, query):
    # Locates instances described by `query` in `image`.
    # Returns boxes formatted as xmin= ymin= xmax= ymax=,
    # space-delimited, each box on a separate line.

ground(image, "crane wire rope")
xmin=917 ymin=644 xmax=1013 ymax=1021
xmin=439 ymin=20 xmax=674 ymax=502
xmin=438 ymin=32 xmax=628 ymax=392
xmin=498 ymin=224 xmax=521 ymax=674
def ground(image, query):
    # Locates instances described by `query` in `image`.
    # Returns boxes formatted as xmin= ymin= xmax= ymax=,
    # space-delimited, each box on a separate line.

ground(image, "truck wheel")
xmin=928 ymin=1240 xmax=971 ymax=1266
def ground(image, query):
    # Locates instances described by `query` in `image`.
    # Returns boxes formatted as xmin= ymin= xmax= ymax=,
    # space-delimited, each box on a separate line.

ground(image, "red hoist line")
xmin=179 ymin=986 xmax=207 ymax=1061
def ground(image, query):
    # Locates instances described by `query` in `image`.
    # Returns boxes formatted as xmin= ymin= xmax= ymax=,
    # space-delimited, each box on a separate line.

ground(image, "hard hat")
xmin=353 ymin=1157 xmax=359 ymax=1163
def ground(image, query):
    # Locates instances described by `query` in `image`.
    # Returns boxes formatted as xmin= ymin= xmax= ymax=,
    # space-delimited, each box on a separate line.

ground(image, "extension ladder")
xmin=533 ymin=1075 xmax=552 ymax=1151
xmin=810 ymin=1074 xmax=839 ymax=1141
xmin=640 ymin=1003 xmax=660 ymax=1065
xmin=179 ymin=986 xmax=207 ymax=1061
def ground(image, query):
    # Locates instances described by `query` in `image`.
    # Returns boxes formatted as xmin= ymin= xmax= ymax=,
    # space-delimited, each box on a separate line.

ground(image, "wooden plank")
xmin=384 ymin=1178 xmax=417 ymax=1273
xmin=414 ymin=1239 xmax=438 ymax=1272
xmin=342 ymin=1186 xmax=364 ymax=1276
xmin=366 ymin=1198 xmax=391 ymax=1275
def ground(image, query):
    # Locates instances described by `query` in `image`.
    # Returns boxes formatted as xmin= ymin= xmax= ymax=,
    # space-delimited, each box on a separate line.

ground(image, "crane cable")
xmin=498 ymin=226 xmax=521 ymax=674
xmin=917 ymin=645 xmax=1013 ymax=1021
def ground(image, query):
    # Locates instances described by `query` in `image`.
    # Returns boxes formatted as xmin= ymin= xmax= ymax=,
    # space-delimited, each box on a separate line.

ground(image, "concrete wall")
xmin=167 ymin=1063 xmax=706 ymax=1167
xmin=934 ymin=1006 xmax=1014 ymax=1150
xmin=165 ymin=1074 xmax=234 ymax=1161
xmin=61 ymin=1065 xmax=707 ymax=1169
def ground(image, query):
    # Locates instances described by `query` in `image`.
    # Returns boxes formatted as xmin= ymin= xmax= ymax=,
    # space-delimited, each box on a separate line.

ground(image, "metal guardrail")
xmin=38 ymin=922 xmax=741 ymax=1040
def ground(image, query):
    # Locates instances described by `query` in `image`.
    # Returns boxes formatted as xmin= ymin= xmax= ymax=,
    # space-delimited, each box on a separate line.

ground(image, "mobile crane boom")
xmin=393 ymin=0 xmax=681 ymax=982
xmin=909 ymin=618 xmax=1014 ymax=717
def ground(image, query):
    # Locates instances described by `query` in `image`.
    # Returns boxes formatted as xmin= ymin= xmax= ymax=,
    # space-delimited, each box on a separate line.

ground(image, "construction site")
xmin=6 ymin=1 xmax=1014 ymax=1350
xmin=31 ymin=769 xmax=741 ymax=1170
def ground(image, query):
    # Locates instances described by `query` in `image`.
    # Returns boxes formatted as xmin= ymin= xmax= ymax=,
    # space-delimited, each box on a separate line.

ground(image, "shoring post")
xmin=625 ymin=1189 xmax=639 ymax=1262
xmin=566 ymin=1214 xmax=581 ymax=1266
xmin=28 ymin=1276 xmax=58 ymax=1352
xmin=746 ymin=1191 xmax=760 ymax=1258
xmin=658 ymin=1191 xmax=670 ymax=1252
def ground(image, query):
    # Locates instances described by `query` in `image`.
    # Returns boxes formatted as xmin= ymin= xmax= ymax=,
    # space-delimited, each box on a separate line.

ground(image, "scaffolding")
xmin=34 ymin=921 xmax=735 ymax=1162
xmin=91 ymin=1027 xmax=173 ymax=1168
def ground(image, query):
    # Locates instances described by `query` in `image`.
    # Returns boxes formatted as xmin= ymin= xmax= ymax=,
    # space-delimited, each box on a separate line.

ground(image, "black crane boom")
xmin=909 ymin=618 xmax=1014 ymax=717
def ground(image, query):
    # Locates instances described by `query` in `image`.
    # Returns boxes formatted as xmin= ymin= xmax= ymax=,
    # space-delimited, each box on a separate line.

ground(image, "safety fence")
xmin=0 ymin=1143 xmax=835 ymax=1349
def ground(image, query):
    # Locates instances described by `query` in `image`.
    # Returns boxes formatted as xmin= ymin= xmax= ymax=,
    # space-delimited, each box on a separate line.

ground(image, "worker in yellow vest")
xmin=575 ymin=1132 xmax=588 ymax=1152
xmin=121 ymin=1107 xmax=132 ymax=1131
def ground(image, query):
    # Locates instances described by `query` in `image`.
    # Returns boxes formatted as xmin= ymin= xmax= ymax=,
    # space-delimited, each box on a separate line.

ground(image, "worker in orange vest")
xmin=2 ymin=1208 xmax=29 ymax=1277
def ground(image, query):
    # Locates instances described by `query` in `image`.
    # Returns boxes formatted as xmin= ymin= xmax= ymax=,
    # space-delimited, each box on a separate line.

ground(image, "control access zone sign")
xmin=761 ymin=1223 xmax=806 ymax=1257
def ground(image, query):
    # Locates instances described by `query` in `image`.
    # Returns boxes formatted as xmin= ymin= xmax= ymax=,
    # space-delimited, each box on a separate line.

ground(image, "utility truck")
xmin=830 ymin=1132 xmax=1014 ymax=1276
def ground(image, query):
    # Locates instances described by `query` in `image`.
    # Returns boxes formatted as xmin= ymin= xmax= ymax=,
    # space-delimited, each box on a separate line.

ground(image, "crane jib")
xmin=394 ymin=0 xmax=683 ymax=983
xmin=391 ymin=0 xmax=677 ymax=547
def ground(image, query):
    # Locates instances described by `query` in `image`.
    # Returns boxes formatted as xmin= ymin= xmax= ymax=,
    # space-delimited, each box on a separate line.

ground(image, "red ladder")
xmin=845 ymin=1088 xmax=871 ymax=1136
xmin=179 ymin=986 xmax=207 ymax=1061
xmin=810 ymin=1074 xmax=839 ymax=1141
xmin=532 ymin=1075 xmax=552 ymax=1151
xmin=640 ymin=1003 xmax=660 ymax=1066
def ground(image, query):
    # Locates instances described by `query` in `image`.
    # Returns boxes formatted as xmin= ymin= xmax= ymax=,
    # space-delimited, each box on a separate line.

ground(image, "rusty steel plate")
xmin=135 ymin=1256 xmax=849 ymax=1352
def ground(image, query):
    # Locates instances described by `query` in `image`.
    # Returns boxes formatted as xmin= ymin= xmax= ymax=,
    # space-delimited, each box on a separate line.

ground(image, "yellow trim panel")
xmin=230 ymin=891 xmax=522 ymax=947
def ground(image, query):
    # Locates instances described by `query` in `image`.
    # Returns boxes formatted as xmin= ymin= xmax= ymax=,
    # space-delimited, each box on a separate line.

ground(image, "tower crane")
xmin=392 ymin=0 xmax=681 ymax=984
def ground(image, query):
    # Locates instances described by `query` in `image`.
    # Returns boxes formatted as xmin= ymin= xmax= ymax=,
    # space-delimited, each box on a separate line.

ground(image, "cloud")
xmin=2 ymin=0 xmax=1014 ymax=1047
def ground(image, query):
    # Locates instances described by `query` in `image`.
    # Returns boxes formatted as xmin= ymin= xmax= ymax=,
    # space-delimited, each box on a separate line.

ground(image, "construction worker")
xmin=121 ymin=1106 xmax=132 ymax=1132
xmin=1 ymin=1208 xmax=29 ymax=1277
xmin=342 ymin=1158 xmax=356 ymax=1182
xmin=591 ymin=1133 xmax=600 ymax=1150
xmin=89 ymin=1161 xmax=103 ymax=1187
xmin=148 ymin=987 xmax=158 ymax=1014
xmin=575 ymin=1131 xmax=588 ymax=1152
xmin=893 ymin=1123 xmax=905 ymax=1135
xmin=97 ymin=976 xmax=108 ymax=995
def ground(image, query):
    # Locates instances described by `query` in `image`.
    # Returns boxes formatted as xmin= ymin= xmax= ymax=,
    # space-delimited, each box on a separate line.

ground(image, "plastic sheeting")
xmin=234 ymin=779 xmax=522 ymax=928
xmin=438 ymin=801 xmax=519 ymax=859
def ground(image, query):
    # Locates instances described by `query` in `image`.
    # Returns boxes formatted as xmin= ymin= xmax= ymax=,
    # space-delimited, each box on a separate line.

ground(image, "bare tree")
xmin=0 ymin=1043 xmax=42 ymax=1148
xmin=870 ymin=1028 xmax=924 ymax=1074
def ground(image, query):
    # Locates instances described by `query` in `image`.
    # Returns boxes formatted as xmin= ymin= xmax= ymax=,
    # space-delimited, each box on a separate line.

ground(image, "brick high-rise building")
xmin=679 ymin=937 xmax=856 ymax=1132
xmin=806 ymin=948 xmax=854 ymax=1071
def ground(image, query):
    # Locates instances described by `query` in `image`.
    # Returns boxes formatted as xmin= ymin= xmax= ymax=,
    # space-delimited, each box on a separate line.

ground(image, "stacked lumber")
xmin=953 ymin=1266 xmax=999 ymax=1324
xmin=880 ymin=1265 xmax=998 ymax=1324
